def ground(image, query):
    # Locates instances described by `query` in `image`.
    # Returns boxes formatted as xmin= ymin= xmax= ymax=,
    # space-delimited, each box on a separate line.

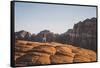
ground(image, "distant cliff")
xmin=65 ymin=18 xmax=97 ymax=51
xmin=15 ymin=30 xmax=31 ymax=40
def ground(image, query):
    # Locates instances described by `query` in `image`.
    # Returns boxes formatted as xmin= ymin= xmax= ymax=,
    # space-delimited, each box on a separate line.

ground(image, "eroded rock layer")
xmin=15 ymin=40 xmax=97 ymax=66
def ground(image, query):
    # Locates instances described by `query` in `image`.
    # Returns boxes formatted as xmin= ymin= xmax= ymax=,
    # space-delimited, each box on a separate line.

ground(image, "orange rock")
xmin=50 ymin=54 xmax=73 ymax=64
xmin=16 ymin=40 xmax=28 ymax=45
xmin=56 ymin=46 xmax=72 ymax=53
xmin=16 ymin=54 xmax=34 ymax=65
xmin=31 ymin=45 xmax=56 ymax=55
xmin=15 ymin=40 xmax=97 ymax=66
xmin=74 ymin=56 xmax=91 ymax=62
xmin=16 ymin=52 xmax=50 ymax=65
xmin=73 ymin=49 xmax=96 ymax=62
xmin=55 ymin=46 xmax=74 ymax=57
xmin=33 ymin=54 xmax=50 ymax=64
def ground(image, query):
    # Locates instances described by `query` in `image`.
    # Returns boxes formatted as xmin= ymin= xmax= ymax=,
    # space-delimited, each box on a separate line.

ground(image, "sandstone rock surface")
xmin=15 ymin=40 xmax=97 ymax=66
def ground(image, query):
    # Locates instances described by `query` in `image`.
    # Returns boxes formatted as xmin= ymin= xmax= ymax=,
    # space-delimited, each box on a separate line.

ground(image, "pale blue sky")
xmin=15 ymin=2 xmax=96 ymax=34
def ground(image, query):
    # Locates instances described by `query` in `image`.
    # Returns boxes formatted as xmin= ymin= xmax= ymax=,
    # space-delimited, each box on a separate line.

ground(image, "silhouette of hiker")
xmin=42 ymin=33 xmax=47 ymax=43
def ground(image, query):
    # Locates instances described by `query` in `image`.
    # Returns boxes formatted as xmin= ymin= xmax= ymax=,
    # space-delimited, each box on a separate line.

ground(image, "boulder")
xmin=16 ymin=52 xmax=50 ymax=65
xmin=31 ymin=45 xmax=56 ymax=55
xmin=55 ymin=46 xmax=74 ymax=57
xmin=73 ymin=49 xmax=96 ymax=62
xmin=32 ymin=53 xmax=50 ymax=65
xmin=50 ymin=54 xmax=74 ymax=64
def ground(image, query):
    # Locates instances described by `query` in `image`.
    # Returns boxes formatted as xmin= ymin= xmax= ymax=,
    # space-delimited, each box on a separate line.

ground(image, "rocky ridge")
xmin=15 ymin=40 xmax=96 ymax=66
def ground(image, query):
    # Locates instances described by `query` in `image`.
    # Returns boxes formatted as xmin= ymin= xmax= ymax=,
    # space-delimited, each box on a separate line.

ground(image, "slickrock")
xmin=15 ymin=40 xmax=97 ymax=66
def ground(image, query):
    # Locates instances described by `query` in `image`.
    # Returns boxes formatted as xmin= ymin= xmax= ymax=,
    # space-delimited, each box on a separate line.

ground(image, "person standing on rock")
xmin=42 ymin=33 xmax=47 ymax=43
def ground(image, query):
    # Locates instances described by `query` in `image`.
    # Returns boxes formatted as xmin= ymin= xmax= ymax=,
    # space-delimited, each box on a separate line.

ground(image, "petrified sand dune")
xmin=73 ymin=49 xmax=96 ymax=62
xmin=31 ymin=45 xmax=56 ymax=55
xmin=15 ymin=40 xmax=97 ymax=66
xmin=50 ymin=54 xmax=74 ymax=64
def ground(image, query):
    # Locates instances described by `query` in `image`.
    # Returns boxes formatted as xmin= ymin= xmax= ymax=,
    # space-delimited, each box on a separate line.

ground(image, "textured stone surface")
xmin=50 ymin=54 xmax=74 ymax=64
xmin=31 ymin=45 xmax=56 ymax=55
xmin=15 ymin=40 xmax=96 ymax=66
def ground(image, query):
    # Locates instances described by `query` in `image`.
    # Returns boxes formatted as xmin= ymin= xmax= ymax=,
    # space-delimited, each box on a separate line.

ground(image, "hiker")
xmin=42 ymin=33 xmax=47 ymax=43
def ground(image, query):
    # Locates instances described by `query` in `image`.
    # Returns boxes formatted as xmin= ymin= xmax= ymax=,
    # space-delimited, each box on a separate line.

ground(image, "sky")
xmin=15 ymin=2 xmax=96 ymax=34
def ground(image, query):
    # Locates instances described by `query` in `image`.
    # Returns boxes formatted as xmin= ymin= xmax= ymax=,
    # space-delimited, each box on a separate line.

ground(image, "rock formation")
xmin=65 ymin=17 xmax=97 ymax=51
xmin=15 ymin=40 xmax=97 ymax=67
xmin=15 ymin=30 xmax=31 ymax=40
